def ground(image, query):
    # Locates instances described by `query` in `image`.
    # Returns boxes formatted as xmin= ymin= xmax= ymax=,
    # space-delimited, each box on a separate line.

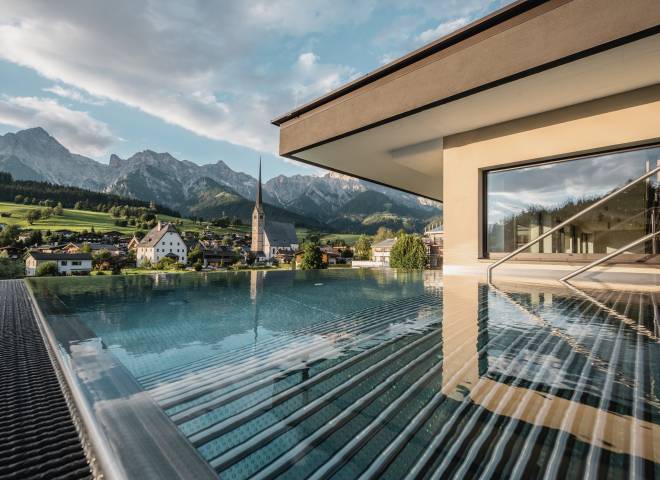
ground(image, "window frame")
xmin=481 ymin=141 xmax=660 ymax=260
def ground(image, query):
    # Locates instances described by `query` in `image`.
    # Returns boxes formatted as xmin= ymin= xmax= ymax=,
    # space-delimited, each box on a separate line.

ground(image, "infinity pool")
xmin=29 ymin=269 xmax=659 ymax=479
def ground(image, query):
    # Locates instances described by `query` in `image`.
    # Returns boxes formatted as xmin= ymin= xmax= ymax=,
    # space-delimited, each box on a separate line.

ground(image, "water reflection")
xmin=30 ymin=270 xmax=659 ymax=479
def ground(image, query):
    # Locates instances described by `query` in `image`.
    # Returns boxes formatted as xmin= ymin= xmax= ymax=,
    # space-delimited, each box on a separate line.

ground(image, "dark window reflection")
xmin=486 ymin=146 xmax=660 ymax=256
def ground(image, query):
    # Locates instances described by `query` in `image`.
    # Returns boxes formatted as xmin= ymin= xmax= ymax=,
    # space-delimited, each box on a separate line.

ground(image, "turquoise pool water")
xmin=29 ymin=269 xmax=659 ymax=479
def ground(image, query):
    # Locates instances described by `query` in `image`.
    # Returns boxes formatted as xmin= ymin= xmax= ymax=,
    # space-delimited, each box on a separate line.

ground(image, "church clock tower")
xmin=251 ymin=158 xmax=265 ymax=254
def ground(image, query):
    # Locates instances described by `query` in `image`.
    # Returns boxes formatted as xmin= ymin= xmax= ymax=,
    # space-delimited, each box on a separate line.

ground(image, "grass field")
xmin=320 ymin=233 xmax=362 ymax=246
xmin=0 ymin=202 xmax=250 ymax=235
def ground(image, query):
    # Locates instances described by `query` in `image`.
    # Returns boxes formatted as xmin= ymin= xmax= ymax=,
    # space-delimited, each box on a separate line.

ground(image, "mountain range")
xmin=0 ymin=127 xmax=441 ymax=233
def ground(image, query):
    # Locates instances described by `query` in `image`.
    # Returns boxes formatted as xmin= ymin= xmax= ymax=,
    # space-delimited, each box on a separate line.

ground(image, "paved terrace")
xmin=0 ymin=280 xmax=93 ymax=480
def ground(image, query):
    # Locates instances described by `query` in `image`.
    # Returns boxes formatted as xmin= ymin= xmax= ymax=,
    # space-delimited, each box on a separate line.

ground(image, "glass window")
xmin=485 ymin=146 xmax=660 ymax=257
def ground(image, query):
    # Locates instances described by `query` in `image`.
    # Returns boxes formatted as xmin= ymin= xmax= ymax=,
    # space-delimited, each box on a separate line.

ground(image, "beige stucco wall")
xmin=442 ymin=84 xmax=660 ymax=269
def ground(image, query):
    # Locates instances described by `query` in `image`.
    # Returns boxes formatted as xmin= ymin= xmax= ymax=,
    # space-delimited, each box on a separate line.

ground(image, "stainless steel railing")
xmin=559 ymin=230 xmax=660 ymax=282
xmin=487 ymin=164 xmax=660 ymax=283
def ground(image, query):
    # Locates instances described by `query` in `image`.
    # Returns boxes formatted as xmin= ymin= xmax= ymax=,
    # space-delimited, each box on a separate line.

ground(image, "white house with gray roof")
xmin=137 ymin=222 xmax=187 ymax=265
xmin=25 ymin=251 xmax=92 ymax=276
xmin=251 ymin=160 xmax=298 ymax=260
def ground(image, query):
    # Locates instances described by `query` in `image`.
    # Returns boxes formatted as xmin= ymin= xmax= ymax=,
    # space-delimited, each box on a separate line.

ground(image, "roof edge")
xmin=271 ymin=0 xmax=543 ymax=126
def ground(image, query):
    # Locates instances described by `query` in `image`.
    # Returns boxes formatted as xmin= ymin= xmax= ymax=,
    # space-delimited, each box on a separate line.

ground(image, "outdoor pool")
xmin=29 ymin=269 xmax=659 ymax=479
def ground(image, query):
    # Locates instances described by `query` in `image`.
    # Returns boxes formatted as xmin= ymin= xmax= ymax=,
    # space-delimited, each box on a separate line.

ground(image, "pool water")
xmin=30 ymin=269 xmax=659 ymax=479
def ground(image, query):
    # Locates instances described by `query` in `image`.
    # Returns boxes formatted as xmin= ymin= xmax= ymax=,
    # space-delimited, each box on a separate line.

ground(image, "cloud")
xmin=291 ymin=52 xmax=359 ymax=106
xmin=0 ymin=95 xmax=116 ymax=156
xmin=43 ymin=85 xmax=107 ymax=106
xmin=0 ymin=1 xmax=365 ymax=154
xmin=416 ymin=17 xmax=469 ymax=44
xmin=0 ymin=1 xmax=507 ymax=158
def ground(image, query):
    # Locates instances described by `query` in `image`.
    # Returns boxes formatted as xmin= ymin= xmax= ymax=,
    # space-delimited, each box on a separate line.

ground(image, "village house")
xmin=201 ymin=245 xmax=235 ymax=268
xmin=251 ymin=160 xmax=299 ymax=261
xmin=371 ymin=238 xmax=397 ymax=266
xmin=294 ymin=246 xmax=340 ymax=267
xmin=136 ymin=221 xmax=188 ymax=265
xmin=24 ymin=251 xmax=92 ymax=276
xmin=63 ymin=242 xmax=123 ymax=256
xmin=127 ymin=234 xmax=141 ymax=251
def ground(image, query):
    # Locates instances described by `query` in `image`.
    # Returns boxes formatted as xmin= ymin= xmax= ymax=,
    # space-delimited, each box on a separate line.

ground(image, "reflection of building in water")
xmin=250 ymin=270 xmax=264 ymax=343
xmin=250 ymin=270 xmax=264 ymax=301
xmin=440 ymin=275 xmax=660 ymax=464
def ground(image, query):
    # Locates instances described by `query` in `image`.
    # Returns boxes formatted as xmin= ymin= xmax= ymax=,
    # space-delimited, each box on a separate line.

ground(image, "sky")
xmin=0 ymin=0 xmax=509 ymax=181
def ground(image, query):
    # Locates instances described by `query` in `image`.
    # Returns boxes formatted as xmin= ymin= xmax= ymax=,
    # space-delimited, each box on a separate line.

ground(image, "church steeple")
xmin=251 ymin=157 xmax=265 ymax=254
xmin=256 ymin=157 xmax=262 ymax=208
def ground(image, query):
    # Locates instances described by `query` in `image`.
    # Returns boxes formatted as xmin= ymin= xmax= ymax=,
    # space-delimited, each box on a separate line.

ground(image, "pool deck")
xmin=0 ymin=279 xmax=93 ymax=480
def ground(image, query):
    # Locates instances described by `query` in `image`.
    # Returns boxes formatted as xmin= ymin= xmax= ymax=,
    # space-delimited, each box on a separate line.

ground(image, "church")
xmin=251 ymin=160 xmax=299 ymax=261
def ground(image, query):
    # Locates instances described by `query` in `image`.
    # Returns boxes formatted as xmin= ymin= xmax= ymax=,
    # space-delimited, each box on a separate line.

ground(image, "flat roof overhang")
xmin=272 ymin=0 xmax=660 ymax=201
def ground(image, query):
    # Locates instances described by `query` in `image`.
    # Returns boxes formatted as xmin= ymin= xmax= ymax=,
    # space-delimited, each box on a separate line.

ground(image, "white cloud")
xmin=0 ymin=95 xmax=116 ymax=156
xmin=0 ymin=1 xmax=365 ymax=155
xmin=417 ymin=17 xmax=469 ymax=44
xmin=43 ymin=85 xmax=107 ymax=106
xmin=0 ymin=1 xmax=504 ymax=158
xmin=291 ymin=52 xmax=359 ymax=106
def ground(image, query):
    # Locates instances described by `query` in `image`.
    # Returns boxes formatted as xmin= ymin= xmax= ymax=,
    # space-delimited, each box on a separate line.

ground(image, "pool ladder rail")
xmin=487 ymin=163 xmax=660 ymax=284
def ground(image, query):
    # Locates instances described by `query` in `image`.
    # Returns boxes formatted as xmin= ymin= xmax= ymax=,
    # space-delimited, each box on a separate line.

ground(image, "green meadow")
xmin=0 ymin=202 xmax=250 ymax=235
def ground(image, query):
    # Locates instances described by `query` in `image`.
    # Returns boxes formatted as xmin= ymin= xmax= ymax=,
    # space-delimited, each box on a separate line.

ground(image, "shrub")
xmin=193 ymin=261 xmax=203 ymax=271
xmin=36 ymin=261 xmax=59 ymax=277
xmin=138 ymin=258 xmax=153 ymax=269
xmin=299 ymin=243 xmax=325 ymax=270
xmin=0 ymin=258 xmax=23 ymax=279
xmin=156 ymin=257 xmax=177 ymax=270
xmin=389 ymin=234 xmax=427 ymax=270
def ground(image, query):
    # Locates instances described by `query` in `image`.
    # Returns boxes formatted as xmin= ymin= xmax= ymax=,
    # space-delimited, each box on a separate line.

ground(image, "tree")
xmin=389 ymin=233 xmax=427 ymax=270
xmin=26 ymin=230 xmax=43 ymax=246
xmin=373 ymin=226 xmax=395 ymax=244
xmin=0 ymin=224 xmax=20 ymax=247
xmin=80 ymin=243 xmax=92 ymax=253
xmin=93 ymin=250 xmax=112 ymax=271
xmin=26 ymin=209 xmax=41 ymax=225
xmin=188 ymin=246 xmax=203 ymax=265
xmin=353 ymin=235 xmax=372 ymax=260
xmin=36 ymin=261 xmax=59 ymax=277
xmin=0 ymin=258 xmax=23 ymax=279
xmin=299 ymin=243 xmax=325 ymax=270
xmin=54 ymin=202 xmax=64 ymax=216
xmin=156 ymin=256 xmax=177 ymax=270
xmin=74 ymin=201 xmax=83 ymax=210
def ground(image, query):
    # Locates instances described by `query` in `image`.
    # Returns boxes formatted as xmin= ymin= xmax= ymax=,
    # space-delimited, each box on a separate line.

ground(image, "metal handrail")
xmin=560 ymin=230 xmax=660 ymax=282
xmin=487 ymin=164 xmax=660 ymax=283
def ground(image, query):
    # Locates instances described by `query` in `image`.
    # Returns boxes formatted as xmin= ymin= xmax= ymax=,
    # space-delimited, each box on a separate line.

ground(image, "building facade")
xmin=371 ymin=238 xmax=396 ymax=266
xmin=272 ymin=0 xmax=660 ymax=277
xmin=25 ymin=251 xmax=92 ymax=276
xmin=136 ymin=222 xmax=188 ymax=265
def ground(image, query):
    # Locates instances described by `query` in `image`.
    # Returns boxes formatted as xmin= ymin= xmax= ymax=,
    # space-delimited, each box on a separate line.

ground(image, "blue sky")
xmin=0 ymin=1 xmax=508 ymax=180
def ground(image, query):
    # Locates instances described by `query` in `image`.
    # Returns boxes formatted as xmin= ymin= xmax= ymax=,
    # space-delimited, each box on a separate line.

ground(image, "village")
xmin=4 ymin=164 xmax=443 ymax=277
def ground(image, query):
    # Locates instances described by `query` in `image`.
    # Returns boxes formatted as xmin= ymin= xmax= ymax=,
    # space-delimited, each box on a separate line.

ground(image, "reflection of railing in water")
xmin=557 ymin=281 xmax=658 ymax=341
xmin=487 ymin=284 xmax=658 ymax=395
xmin=487 ymin=164 xmax=660 ymax=283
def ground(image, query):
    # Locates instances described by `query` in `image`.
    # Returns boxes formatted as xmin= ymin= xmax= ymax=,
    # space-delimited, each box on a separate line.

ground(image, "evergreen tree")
xmin=389 ymin=233 xmax=427 ymax=270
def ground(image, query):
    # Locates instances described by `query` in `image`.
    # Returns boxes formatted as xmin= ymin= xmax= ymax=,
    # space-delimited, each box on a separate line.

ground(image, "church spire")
xmin=256 ymin=156 xmax=262 ymax=207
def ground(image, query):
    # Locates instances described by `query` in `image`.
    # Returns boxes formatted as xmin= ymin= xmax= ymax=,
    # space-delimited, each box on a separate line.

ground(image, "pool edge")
xmin=24 ymin=278 xmax=218 ymax=480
